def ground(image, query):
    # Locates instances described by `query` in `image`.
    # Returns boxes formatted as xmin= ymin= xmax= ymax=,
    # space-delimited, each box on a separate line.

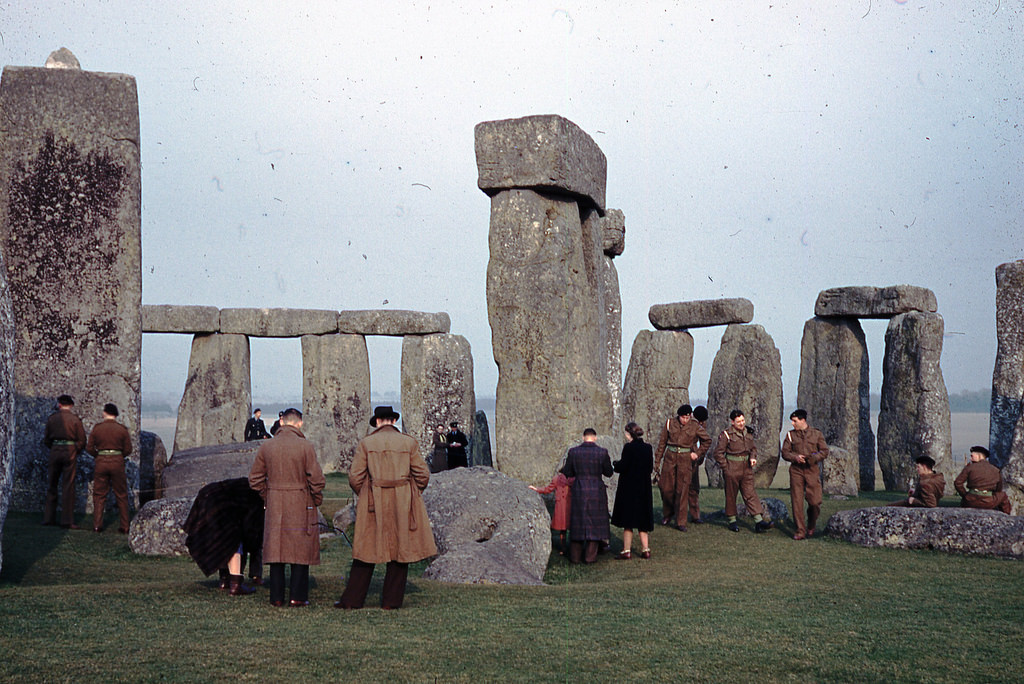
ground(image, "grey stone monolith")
xmin=583 ymin=207 xmax=623 ymax=432
xmin=138 ymin=431 xmax=167 ymax=505
xmin=471 ymin=410 xmax=492 ymax=467
xmin=0 ymin=249 xmax=14 ymax=576
xmin=877 ymin=312 xmax=952 ymax=493
xmin=142 ymin=305 xmax=220 ymax=333
xmin=990 ymin=260 xmax=1024 ymax=470
xmin=796 ymin=316 xmax=874 ymax=491
xmin=705 ymin=324 xmax=784 ymax=489
xmin=821 ymin=445 xmax=859 ymax=497
xmin=622 ymin=330 xmax=694 ymax=442
xmin=814 ymin=285 xmax=937 ymax=318
xmin=400 ymin=334 xmax=476 ymax=466
xmin=1 ymin=63 xmax=142 ymax=513
xmin=649 ymin=298 xmax=755 ymax=330
xmin=172 ymin=334 xmax=251 ymax=453
xmin=336 ymin=310 xmax=450 ymax=336
xmin=485 ymin=188 xmax=613 ymax=485
xmin=1002 ymin=414 xmax=1024 ymax=514
xmin=301 ymin=334 xmax=370 ymax=473
xmin=222 ymin=308 xmax=338 ymax=337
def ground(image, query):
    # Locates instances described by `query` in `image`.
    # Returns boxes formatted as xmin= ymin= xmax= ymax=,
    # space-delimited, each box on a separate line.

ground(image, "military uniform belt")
xmin=666 ymin=445 xmax=692 ymax=453
xmin=968 ymin=488 xmax=993 ymax=496
xmin=52 ymin=440 xmax=75 ymax=445
xmin=726 ymin=455 xmax=748 ymax=462
xmin=97 ymin=450 xmax=123 ymax=456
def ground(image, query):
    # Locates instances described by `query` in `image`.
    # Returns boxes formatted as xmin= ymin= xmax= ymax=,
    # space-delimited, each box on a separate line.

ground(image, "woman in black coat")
xmin=611 ymin=422 xmax=654 ymax=559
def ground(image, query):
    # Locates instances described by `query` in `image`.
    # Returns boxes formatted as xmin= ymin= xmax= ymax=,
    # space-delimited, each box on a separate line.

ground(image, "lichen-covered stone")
xmin=821 ymin=446 xmax=859 ymax=497
xmin=160 ymin=441 xmax=261 ymax=500
xmin=142 ymin=305 xmax=219 ymax=333
xmin=301 ymin=333 xmax=369 ymax=473
xmin=0 ymin=249 xmax=14 ymax=575
xmin=45 ymin=48 xmax=80 ymax=69
xmin=138 ymin=430 xmax=167 ymax=505
xmin=400 ymin=334 xmax=475 ymax=466
xmin=877 ymin=312 xmax=952 ymax=493
xmin=797 ymin=317 xmax=874 ymax=491
xmin=649 ymin=298 xmax=754 ymax=330
xmin=622 ymin=330 xmax=694 ymax=443
xmin=582 ymin=207 xmax=623 ymax=432
xmin=705 ymin=496 xmax=789 ymax=525
xmin=336 ymin=310 xmax=450 ymax=336
xmin=172 ymin=334 xmax=251 ymax=453
xmin=704 ymin=324 xmax=784 ymax=489
xmin=990 ymin=260 xmax=1024 ymax=470
xmin=471 ymin=410 xmax=493 ymax=467
xmin=1 ymin=65 xmax=142 ymax=514
xmin=814 ymin=285 xmax=937 ymax=319
xmin=128 ymin=497 xmax=192 ymax=557
xmin=221 ymin=307 xmax=338 ymax=337
xmin=421 ymin=467 xmax=550 ymax=585
xmin=475 ymin=115 xmax=607 ymax=212
xmin=599 ymin=208 xmax=625 ymax=257
xmin=825 ymin=507 xmax=1024 ymax=560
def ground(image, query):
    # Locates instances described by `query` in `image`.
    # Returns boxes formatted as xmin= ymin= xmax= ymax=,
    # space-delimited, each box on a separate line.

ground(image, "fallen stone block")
xmin=220 ymin=307 xmax=338 ymax=337
xmin=814 ymin=285 xmax=937 ymax=319
xmin=128 ymin=496 xmax=191 ymax=557
xmin=649 ymin=298 xmax=754 ymax=330
xmin=161 ymin=442 xmax=261 ymax=500
xmin=336 ymin=310 xmax=450 ymax=336
xmin=142 ymin=305 xmax=220 ymax=333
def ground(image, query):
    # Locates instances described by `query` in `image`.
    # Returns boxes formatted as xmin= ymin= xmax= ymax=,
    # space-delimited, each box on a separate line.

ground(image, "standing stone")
xmin=877 ymin=312 xmax=953 ymax=493
xmin=1002 ymin=413 xmax=1024 ymax=514
xmin=705 ymin=324 xmax=784 ymax=489
xmin=622 ymin=330 xmax=694 ymax=442
xmin=796 ymin=317 xmax=874 ymax=491
xmin=583 ymin=207 xmax=623 ymax=433
xmin=485 ymin=189 xmax=613 ymax=485
xmin=172 ymin=334 xmax=250 ymax=453
xmin=821 ymin=445 xmax=859 ymax=497
xmin=301 ymin=334 xmax=370 ymax=473
xmin=471 ymin=410 xmax=492 ymax=467
xmin=0 ymin=250 xmax=14 ymax=576
xmin=138 ymin=431 xmax=168 ymax=505
xmin=0 ymin=64 xmax=142 ymax=513
xmin=990 ymin=260 xmax=1024 ymax=469
xmin=400 ymin=334 xmax=476 ymax=466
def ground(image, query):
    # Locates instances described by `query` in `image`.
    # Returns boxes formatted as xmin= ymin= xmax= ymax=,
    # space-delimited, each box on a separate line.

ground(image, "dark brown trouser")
xmin=688 ymin=464 xmax=701 ymax=522
xmin=961 ymin=492 xmax=1012 ymax=515
xmin=658 ymin=451 xmax=693 ymax=523
xmin=723 ymin=459 xmax=762 ymax=517
xmin=569 ymin=540 xmax=600 ymax=564
xmin=339 ymin=559 xmax=410 ymax=609
xmin=269 ymin=563 xmax=309 ymax=603
xmin=92 ymin=455 xmax=131 ymax=531
xmin=44 ymin=446 xmax=78 ymax=526
xmin=789 ymin=463 xmax=822 ymax=535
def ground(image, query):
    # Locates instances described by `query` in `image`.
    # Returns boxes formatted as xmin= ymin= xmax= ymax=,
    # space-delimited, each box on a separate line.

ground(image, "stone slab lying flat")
xmin=142 ymin=305 xmax=220 ymax=333
xmin=220 ymin=307 xmax=338 ymax=337
xmin=336 ymin=310 xmax=450 ymax=336
xmin=825 ymin=507 xmax=1024 ymax=559
xmin=475 ymin=115 xmax=607 ymax=211
xmin=814 ymin=285 xmax=937 ymax=318
xmin=648 ymin=298 xmax=754 ymax=330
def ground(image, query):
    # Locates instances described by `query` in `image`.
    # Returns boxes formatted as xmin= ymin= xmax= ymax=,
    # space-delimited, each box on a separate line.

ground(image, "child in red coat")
xmin=530 ymin=473 xmax=574 ymax=555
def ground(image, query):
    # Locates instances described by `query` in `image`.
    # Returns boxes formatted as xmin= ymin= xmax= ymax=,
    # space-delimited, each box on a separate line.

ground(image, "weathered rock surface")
xmin=301 ymin=333 xmax=370 ymax=473
xmin=401 ymin=334 xmax=476 ymax=466
xmin=1001 ymin=413 xmax=1024 ymax=515
xmin=705 ymin=496 xmax=789 ymax=524
xmin=142 ymin=305 xmax=219 ymax=333
xmin=821 ymin=445 xmax=859 ymax=497
xmin=221 ymin=308 xmax=338 ymax=337
xmin=45 ymin=47 xmax=81 ymax=69
xmin=0 ymin=249 xmax=13 ymax=576
xmin=486 ymin=189 xmax=613 ymax=486
xmin=128 ymin=497 xmax=191 ymax=557
xmin=138 ymin=431 xmax=168 ymax=505
xmin=814 ymin=285 xmax=937 ymax=319
xmin=797 ymin=317 xmax=874 ymax=491
xmin=172 ymin=334 xmax=251 ymax=453
xmin=336 ymin=310 xmax=450 ymax=336
xmin=1 ymin=65 xmax=142 ymax=513
xmin=471 ymin=410 xmax=493 ymax=467
xmin=599 ymin=208 xmax=625 ymax=257
xmin=582 ymin=207 xmax=623 ymax=432
xmin=877 ymin=312 xmax=952 ymax=492
xmin=160 ymin=442 xmax=261 ymax=500
xmin=622 ymin=330 xmax=694 ymax=443
xmin=475 ymin=115 xmax=607 ymax=212
xmin=421 ymin=467 xmax=551 ymax=585
xmin=649 ymin=299 xmax=754 ymax=331
xmin=825 ymin=507 xmax=1024 ymax=559
xmin=705 ymin=324 xmax=784 ymax=489
xmin=990 ymin=260 xmax=1024 ymax=470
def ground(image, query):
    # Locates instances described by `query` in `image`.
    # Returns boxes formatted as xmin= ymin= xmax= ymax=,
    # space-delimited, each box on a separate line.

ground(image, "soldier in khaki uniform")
xmin=43 ymin=394 xmax=86 ymax=529
xmin=653 ymin=405 xmax=711 ymax=531
xmin=954 ymin=446 xmax=1011 ymax=514
xmin=713 ymin=410 xmax=773 ymax=533
xmin=687 ymin=406 xmax=710 ymax=524
xmin=780 ymin=409 xmax=828 ymax=540
xmin=86 ymin=403 xmax=133 ymax=533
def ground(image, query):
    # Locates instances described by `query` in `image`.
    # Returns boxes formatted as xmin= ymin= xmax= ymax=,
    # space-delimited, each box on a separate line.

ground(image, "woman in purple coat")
xmin=560 ymin=428 xmax=613 ymax=564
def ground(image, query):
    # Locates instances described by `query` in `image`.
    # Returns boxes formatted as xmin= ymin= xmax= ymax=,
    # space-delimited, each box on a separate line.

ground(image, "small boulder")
xmin=704 ymin=496 xmax=789 ymax=524
xmin=128 ymin=497 xmax=192 ymax=556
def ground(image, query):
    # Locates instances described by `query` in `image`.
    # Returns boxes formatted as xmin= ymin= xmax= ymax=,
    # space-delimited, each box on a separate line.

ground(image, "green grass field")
xmin=2 ymin=475 xmax=1022 ymax=683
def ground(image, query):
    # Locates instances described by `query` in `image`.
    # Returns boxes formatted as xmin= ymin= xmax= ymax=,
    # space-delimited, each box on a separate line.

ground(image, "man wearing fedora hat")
xmin=336 ymin=406 xmax=437 ymax=610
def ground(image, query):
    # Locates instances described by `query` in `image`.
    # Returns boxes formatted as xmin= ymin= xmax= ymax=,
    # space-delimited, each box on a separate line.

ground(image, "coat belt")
xmin=372 ymin=477 xmax=412 ymax=488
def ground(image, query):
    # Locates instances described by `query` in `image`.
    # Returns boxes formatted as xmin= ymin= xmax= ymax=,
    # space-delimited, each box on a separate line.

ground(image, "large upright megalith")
xmin=0 ymin=249 xmax=15 ymax=576
xmin=401 ymin=334 xmax=476 ymax=466
xmin=301 ymin=334 xmax=370 ymax=472
xmin=622 ymin=330 xmax=694 ymax=442
xmin=173 ymin=334 xmax=250 ymax=453
xmin=0 ymin=56 xmax=142 ymax=512
xmin=877 ymin=312 xmax=952 ymax=492
xmin=796 ymin=317 xmax=873 ymax=491
xmin=990 ymin=260 xmax=1024 ymax=470
xmin=476 ymin=116 xmax=615 ymax=485
xmin=705 ymin=324 xmax=784 ymax=489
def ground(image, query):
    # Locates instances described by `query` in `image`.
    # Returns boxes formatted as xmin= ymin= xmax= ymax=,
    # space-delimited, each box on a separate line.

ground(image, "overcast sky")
xmin=3 ymin=2 xmax=1022 ymax=406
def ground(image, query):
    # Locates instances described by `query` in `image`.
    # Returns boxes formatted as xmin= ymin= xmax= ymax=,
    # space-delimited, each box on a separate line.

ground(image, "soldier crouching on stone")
xmin=954 ymin=446 xmax=1012 ymax=514
xmin=87 ymin=403 xmax=133 ymax=533
xmin=886 ymin=456 xmax=945 ymax=508
xmin=713 ymin=410 xmax=773 ymax=533
xmin=42 ymin=394 xmax=87 ymax=529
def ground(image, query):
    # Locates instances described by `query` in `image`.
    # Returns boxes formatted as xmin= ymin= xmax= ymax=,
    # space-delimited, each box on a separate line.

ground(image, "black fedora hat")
xmin=370 ymin=405 xmax=400 ymax=427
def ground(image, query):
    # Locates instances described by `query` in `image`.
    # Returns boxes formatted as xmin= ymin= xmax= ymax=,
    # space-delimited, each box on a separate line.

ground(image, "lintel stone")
xmin=649 ymin=298 xmax=754 ymax=330
xmin=142 ymin=305 xmax=220 ymax=333
xmin=220 ymin=308 xmax=338 ymax=337
xmin=814 ymin=285 xmax=937 ymax=319
xmin=337 ymin=310 xmax=450 ymax=336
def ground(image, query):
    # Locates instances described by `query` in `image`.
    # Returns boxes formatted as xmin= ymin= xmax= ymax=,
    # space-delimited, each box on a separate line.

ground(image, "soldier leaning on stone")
xmin=780 ymin=409 xmax=828 ymax=540
xmin=87 ymin=403 xmax=133 ymax=533
xmin=653 ymin=404 xmax=711 ymax=531
xmin=954 ymin=446 xmax=1012 ymax=514
xmin=886 ymin=456 xmax=945 ymax=508
xmin=42 ymin=394 xmax=87 ymax=529
xmin=713 ymin=410 xmax=773 ymax=533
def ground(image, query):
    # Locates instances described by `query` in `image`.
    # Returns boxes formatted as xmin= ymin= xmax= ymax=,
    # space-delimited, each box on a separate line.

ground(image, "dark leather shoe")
xmin=728 ymin=522 xmax=740 ymax=532
xmin=334 ymin=600 xmax=360 ymax=609
xmin=676 ymin=525 xmax=687 ymax=532
xmin=289 ymin=600 xmax=310 ymax=607
xmin=661 ymin=517 xmax=671 ymax=526
xmin=691 ymin=518 xmax=704 ymax=525
xmin=807 ymin=528 xmax=816 ymax=538
xmin=615 ymin=550 xmax=631 ymax=560
xmin=755 ymin=520 xmax=774 ymax=533
xmin=270 ymin=600 xmax=285 ymax=607
xmin=639 ymin=550 xmax=651 ymax=559
xmin=229 ymin=575 xmax=256 ymax=596
xmin=249 ymin=577 xmax=264 ymax=586
xmin=93 ymin=527 xmax=102 ymax=533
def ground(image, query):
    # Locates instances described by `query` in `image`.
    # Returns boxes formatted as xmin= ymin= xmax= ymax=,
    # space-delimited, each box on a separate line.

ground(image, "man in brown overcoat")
xmin=336 ymin=406 xmax=436 ymax=610
xmin=249 ymin=408 xmax=326 ymax=607
xmin=43 ymin=394 xmax=86 ymax=528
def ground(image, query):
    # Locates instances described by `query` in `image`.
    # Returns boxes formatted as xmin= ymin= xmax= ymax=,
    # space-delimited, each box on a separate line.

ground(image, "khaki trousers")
xmin=723 ymin=459 xmax=762 ymax=517
xmin=788 ymin=463 xmax=822 ymax=534
xmin=92 ymin=454 xmax=131 ymax=531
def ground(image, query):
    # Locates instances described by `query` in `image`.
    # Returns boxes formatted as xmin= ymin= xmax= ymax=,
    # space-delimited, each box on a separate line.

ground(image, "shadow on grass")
xmin=0 ymin=512 xmax=71 ymax=585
